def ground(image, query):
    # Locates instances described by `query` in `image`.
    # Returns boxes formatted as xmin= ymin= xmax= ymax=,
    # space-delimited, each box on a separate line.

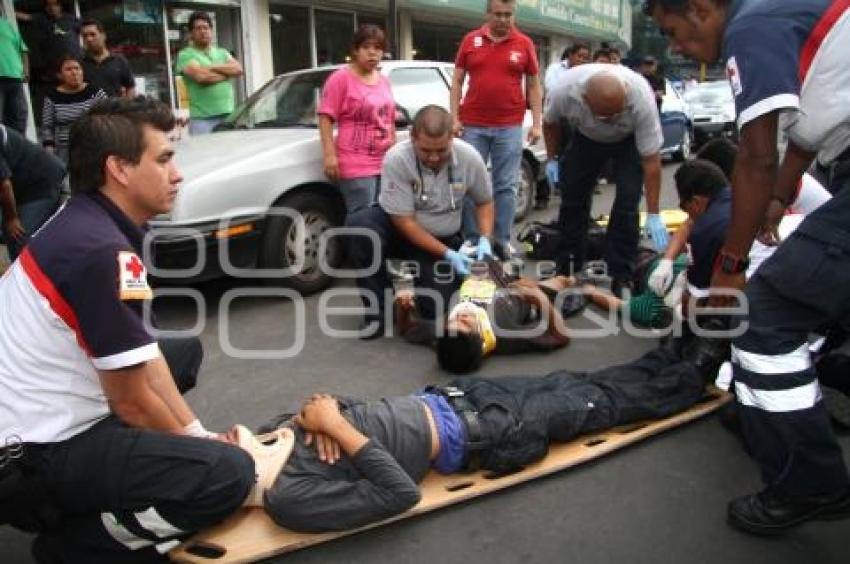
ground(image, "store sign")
xmin=407 ymin=0 xmax=626 ymax=39
xmin=540 ymin=0 xmax=622 ymax=34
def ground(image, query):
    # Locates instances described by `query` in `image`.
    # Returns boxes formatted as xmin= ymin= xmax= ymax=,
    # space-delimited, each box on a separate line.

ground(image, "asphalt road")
xmin=2 ymin=163 xmax=848 ymax=563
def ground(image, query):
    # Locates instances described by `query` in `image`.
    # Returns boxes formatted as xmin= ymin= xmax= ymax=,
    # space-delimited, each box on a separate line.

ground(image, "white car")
xmin=660 ymin=79 xmax=694 ymax=162
xmin=684 ymin=80 xmax=737 ymax=147
xmin=151 ymin=61 xmax=546 ymax=294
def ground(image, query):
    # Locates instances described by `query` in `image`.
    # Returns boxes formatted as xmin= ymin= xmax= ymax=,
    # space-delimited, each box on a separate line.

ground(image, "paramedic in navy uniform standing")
xmin=648 ymin=0 xmax=850 ymax=535
xmin=0 ymin=98 xmax=255 ymax=562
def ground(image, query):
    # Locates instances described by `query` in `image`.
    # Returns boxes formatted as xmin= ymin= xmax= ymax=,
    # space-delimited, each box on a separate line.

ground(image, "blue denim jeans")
xmin=338 ymin=175 xmax=380 ymax=218
xmin=189 ymin=116 xmax=226 ymax=136
xmin=461 ymin=126 xmax=523 ymax=245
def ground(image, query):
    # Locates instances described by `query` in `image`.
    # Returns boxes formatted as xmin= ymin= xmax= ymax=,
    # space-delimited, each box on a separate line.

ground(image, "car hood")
xmin=174 ymin=128 xmax=319 ymax=181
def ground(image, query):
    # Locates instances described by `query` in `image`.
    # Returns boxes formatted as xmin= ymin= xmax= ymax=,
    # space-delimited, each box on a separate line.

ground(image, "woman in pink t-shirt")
xmin=318 ymin=25 xmax=397 ymax=218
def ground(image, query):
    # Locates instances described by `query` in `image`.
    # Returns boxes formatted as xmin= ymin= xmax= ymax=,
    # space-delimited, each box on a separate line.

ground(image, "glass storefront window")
xmin=77 ymin=0 xmax=170 ymax=103
xmin=411 ymin=21 xmax=467 ymax=62
xmin=314 ymin=9 xmax=354 ymax=65
xmin=527 ymin=33 xmax=550 ymax=69
xmin=269 ymin=4 xmax=310 ymax=75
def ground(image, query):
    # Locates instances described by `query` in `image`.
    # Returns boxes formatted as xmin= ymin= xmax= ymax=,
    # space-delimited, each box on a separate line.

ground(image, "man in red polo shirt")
xmin=450 ymin=0 xmax=542 ymax=260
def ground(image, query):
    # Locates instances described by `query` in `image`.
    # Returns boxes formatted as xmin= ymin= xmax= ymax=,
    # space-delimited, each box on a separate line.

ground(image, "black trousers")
xmin=0 ymin=78 xmax=28 ymax=134
xmin=347 ymin=205 xmax=463 ymax=321
xmin=7 ymin=337 xmax=255 ymax=563
xmin=557 ymin=132 xmax=644 ymax=279
xmin=450 ymin=347 xmax=704 ymax=473
xmin=731 ymin=178 xmax=850 ymax=496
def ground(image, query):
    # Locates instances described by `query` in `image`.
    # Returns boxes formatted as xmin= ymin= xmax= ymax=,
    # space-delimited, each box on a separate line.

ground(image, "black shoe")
xmin=728 ymin=487 xmax=850 ymax=535
xmin=359 ymin=317 xmax=386 ymax=340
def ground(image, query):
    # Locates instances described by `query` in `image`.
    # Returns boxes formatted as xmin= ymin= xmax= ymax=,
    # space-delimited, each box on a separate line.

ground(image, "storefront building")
xmin=6 ymin=0 xmax=631 ymax=119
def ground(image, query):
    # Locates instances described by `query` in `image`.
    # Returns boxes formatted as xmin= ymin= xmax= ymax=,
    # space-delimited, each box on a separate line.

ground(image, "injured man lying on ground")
xmin=395 ymin=258 xmax=586 ymax=374
xmin=248 ymin=347 xmax=708 ymax=533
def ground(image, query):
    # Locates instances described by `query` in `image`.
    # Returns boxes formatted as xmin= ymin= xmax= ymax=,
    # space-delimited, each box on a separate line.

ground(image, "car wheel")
xmin=514 ymin=158 xmax=535 ymax=222
xmin=674 ymin=128 xmax=691 ymax=162
xmin=260 ymin=191 xmax=343 ymax=295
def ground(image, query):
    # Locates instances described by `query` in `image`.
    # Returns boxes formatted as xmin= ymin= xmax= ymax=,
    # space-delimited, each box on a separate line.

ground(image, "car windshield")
xmin=221 ymin=69 xmax=334 ymax=130
xmin=684 ymin=83 xmax=733 ymax=105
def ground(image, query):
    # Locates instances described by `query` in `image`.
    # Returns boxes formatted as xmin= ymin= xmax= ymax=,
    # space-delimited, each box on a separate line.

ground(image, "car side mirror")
xmin=395 ymin=105 xmax=412 ymax=129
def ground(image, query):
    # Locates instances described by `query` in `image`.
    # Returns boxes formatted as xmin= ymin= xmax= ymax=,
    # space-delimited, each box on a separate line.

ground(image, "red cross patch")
xmin=118 ymin=251 xmax=152 ymax=300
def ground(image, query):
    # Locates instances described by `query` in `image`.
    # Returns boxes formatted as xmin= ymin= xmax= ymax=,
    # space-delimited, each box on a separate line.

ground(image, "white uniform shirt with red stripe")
xmin=723 ymin=0 xmax=850 ymax=163
xmin=0 ymin=193 xmax=158 ymax=444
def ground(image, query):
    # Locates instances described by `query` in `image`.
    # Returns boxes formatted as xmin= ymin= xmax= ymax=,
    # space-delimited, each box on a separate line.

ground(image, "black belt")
xmin=425 ymin=385 xmax=487 ymax=472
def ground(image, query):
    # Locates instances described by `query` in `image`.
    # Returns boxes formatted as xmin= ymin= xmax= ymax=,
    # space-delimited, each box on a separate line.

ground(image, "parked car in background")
xmin=150 ymin=61 xmax=546 ymax=294
xmin=684 ymin=80 xmax=736 ymax=148
xmin=660 ymin=78 xmax=693 ymax=162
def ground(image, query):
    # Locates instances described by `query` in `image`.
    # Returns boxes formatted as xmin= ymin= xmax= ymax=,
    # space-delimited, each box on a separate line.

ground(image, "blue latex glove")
xmin=645 ymin=213 xmax=670 ymax=251
xmin=476 ymin=236 xmax=493 ymax=260
xmin=545 ymin=159 xmax=559 ymax=189
xmin=444 ymin=248 xmax=472 ymax=276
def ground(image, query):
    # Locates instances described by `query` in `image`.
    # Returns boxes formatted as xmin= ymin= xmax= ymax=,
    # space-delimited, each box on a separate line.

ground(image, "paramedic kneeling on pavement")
xmin=648 ymin=0 xmax=850 ymax=536
xmin=543 ymin=64 xmax=667 ymax=295
xmin=0 ymin=98 xmax=260 ymax=563
xmin=348 ymin=105 xmax=495 ymax=338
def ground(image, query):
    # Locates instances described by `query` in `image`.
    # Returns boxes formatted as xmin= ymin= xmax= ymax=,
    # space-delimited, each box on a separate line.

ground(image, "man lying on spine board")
xmin=245 ymin=346 xmax=709 ymax=534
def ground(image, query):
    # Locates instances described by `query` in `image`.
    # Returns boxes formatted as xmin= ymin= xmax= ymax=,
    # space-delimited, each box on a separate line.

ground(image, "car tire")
xmin=514 ymin=158 xmax=535 ymax=222
xmin=259 ymin=191 xmax=344 ymax=295
xmin=674 ymin=128 xmax=691 ymax=162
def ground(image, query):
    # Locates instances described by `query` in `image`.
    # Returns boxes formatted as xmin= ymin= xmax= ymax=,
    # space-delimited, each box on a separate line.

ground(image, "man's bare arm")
xmin=390 ymin=215 xmax=451 ymax=257
xmin=208 ymin=57 xmax=243 ymax=77
xmin=182 ymin=62 xmax=227 ymax=85
xmin=449 ymin=67 xmax=466 ymax=136
xmin=0 ymin=179 xmax=18 ymax=224
xmin=661 ymin=219 xmax=693 ymax=260
xmin=144 ymin=354 xmax=198 ymax=427
xmin=98 ymin=362 xmax=188 ymax=433
xmin=526 ymin=74 xmax=543 ymax=144
xmin=474 ymin=201 xmax=495 ymax=239
xmin=641 ymin=153 xmax=663 ymax=214
xmin=774 ymin=140 xmax=816 ymax=205
xmin=722 ymin=113 xmax=780 ymax=258
xmin=543 ymin=121 xmax=562 ymax=160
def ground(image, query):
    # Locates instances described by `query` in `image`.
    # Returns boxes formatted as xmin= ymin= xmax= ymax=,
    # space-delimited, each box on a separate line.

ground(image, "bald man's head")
xmin=583 ymin=71 xmax=626 ymax=121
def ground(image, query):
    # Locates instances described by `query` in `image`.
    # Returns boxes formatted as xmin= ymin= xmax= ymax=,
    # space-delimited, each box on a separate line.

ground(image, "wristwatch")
xmin=717 ymin=251 xmax=750 ymax=274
